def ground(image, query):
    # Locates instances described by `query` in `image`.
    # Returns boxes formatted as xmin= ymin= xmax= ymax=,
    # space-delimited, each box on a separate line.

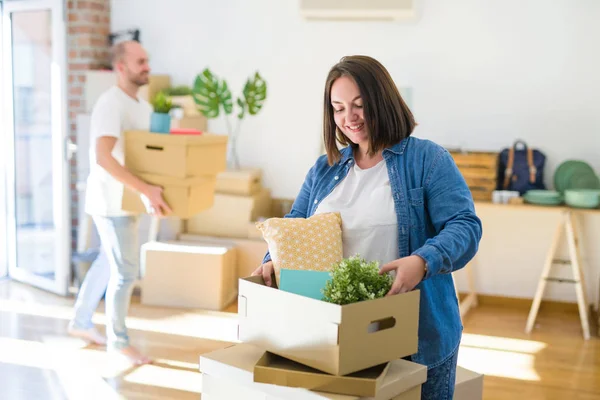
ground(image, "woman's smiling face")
xmin=330 ymin=75 xmax=369 ymax=147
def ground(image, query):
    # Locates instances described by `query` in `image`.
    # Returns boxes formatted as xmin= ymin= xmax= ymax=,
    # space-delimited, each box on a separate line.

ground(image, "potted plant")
xmin=192 ymin=68 xmax=267 ymax=170
xmin=150 ymin=91 xmax=173 ymax=134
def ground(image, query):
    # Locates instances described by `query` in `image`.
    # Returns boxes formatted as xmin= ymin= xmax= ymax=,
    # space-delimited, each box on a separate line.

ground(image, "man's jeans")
xmin=71 ymin=215 xmax=140 ymax=350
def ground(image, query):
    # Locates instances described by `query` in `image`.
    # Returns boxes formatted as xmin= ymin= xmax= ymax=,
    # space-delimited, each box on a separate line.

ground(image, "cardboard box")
xmin=254 ymin=352 xmax=389 ymax=397
xmin=122 ymin=173 xmax=216 ymax=219
xmin=138 ymin=74 xmax=171 ymax=103
xmin=454 ymin=367 xmax=484 ymax=400
xmin=124 ymin=130 xmax=228 ymax=178
xmin=199 ymin=344 xmax=426 ymax=400
xmin=238 ymin=276 xmax=420 ymax=376
xmin=202 ymin=375 xmax=421 ymax=400
xmin=185 ymin=189 xmax=272 ymax=238
xmin=248 ymin=221 xmax=264 ymax=240
xmin=216 ymin=168 xmax=262 ymax=195
xmin=178 ymin=234 xmax=268 ymax=286
xmin=169 ymin=95 xmax=200 ymax=116
xmin=171 ymin=115 xmax=207 ymax=131
xmin=141 ymin=241 xmax=237 ymax=310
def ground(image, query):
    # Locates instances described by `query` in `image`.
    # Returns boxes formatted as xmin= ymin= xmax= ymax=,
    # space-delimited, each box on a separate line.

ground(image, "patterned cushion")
xmin=256 ymin=212 xmax=343 ymax=287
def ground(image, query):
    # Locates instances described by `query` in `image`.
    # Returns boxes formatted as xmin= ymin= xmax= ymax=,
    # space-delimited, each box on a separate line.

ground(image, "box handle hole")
xmin=146 ymin=145 xmax=164 ymax=151
xmin=368 ymin=317 xmax=396 ymax=333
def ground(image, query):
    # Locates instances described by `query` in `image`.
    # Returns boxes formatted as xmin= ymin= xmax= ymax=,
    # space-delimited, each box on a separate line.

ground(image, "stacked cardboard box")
xmin=140 ymin=240 xmax=237 ymax=310
xmin=199 ymin=275 xmax=484 ymax=399
xmin=121 ymin=130 xmax=228 ymax=219
xmin=170 ymin=114 xmax=207 ymax=131
xmin=185 ymin=168 xmax=272 ymax=238
xmin=200 ymin=275 xmax=425 ymax=398
xmin=168 ymin=94 xmax=208 ymax=131
xmin=179 ymin=233 xmax=268 ymax=288
xmin=178 ymin=169 xmax=271 ymax=287
xmin=200 ymin=344 xmax=426 ymax=399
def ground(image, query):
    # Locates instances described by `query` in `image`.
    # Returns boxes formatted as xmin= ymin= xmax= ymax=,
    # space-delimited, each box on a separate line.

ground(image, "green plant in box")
xmin=322 ymin=255 xmax=393 ymax=305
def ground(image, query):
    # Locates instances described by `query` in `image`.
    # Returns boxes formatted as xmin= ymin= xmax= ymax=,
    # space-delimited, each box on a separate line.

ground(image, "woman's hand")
xmin=379 ymin=255 xmax=426 ymax=296
xmin=251 ymin=261 xmax=274 ymax=287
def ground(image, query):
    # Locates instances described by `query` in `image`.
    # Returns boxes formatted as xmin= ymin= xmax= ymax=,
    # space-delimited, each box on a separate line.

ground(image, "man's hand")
xmin=379 ymin=255 xmax=426 ymax=296
xmin=140 ymin=184 xmax=172 ymax=217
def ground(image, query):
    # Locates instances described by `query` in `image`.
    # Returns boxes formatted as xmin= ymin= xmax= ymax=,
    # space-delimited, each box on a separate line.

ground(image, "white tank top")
xmin=314 ymin=159 xmax=399 ymax=266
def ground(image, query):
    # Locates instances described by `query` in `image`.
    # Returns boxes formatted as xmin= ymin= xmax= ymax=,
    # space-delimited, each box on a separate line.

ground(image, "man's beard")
xmin=129 ymin=73 xmax=149 ymax=88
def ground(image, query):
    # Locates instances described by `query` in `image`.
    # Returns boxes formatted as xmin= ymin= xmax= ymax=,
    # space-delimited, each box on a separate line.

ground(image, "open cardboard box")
xmin=124 ymin=130 xmax=227 ymax=178
xmin=238 ymin=275 xmax=420 ymax=376
xmin=200 ymin=344 xmax=426 ymax=400
xmin=254 ymin=352 xmax=390 ymax=397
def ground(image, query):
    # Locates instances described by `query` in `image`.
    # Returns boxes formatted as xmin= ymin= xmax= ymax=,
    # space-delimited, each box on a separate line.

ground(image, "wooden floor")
xmin=0 ymin=279 xmax=598 ymax=400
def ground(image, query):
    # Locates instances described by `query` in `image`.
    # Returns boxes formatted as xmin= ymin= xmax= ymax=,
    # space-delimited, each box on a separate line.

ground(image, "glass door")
xmin=2 ymin=0 xmax=70 ymax=295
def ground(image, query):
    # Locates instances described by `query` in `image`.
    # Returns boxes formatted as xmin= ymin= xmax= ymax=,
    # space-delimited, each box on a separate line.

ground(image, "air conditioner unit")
xmin=300 ymin=0 xmax=416 ymax=21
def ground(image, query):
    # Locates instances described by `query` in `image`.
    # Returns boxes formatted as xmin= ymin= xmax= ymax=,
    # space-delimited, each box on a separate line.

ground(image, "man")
xmin=68 ymin=40 xmax=171 ymax=365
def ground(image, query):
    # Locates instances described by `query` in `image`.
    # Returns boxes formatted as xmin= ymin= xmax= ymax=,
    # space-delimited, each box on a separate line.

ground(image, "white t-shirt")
xmin=84 ymin=86 xmax=152 ymax=217
xmin=315 ymin=160 xmax=399 ymax=267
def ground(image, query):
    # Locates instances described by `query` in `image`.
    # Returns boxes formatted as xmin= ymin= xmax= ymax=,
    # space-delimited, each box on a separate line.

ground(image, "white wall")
xmin=112 ymin=0 xmax=600 ymax=198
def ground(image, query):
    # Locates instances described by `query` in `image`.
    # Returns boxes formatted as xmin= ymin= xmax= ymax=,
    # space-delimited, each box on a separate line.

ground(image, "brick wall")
xmin=66 ymin=0 xmax=111 ymax=251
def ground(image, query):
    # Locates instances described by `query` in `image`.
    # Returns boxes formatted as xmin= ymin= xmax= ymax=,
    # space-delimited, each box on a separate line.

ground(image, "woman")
xmin=252 ymin=55 xmax=482 ymax=399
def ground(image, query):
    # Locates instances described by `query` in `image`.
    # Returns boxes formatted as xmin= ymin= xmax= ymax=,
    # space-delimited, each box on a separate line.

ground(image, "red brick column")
xmin=66 ymin=0 xmax=111 ymax=250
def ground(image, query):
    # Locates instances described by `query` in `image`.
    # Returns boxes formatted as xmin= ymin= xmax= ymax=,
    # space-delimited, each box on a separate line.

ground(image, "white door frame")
xmin=0 ymin=1 xmax=7 ymax=280
xmin=2 ymin=0 xmax=70 ymax=295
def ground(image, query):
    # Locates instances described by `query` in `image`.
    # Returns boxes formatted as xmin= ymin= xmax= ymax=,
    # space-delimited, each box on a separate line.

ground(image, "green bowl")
xmin=564 ymin=189 xmax=600 ymax=209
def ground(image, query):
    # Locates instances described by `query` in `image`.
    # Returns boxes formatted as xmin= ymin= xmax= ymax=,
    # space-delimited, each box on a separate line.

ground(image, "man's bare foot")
xmin=114 ymin=346 xmax=152 ymax=365
xmin=67 ymin=325 xmax=107 ymax=345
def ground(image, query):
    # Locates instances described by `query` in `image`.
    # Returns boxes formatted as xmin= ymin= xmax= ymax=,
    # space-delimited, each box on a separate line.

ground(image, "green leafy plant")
xmin=322 ymin=255 xmax=393 ymax=305
xmin=151 ymin=91 xmax=173 ymax=114
xmin=161 ymin=85 xmax=193 ymax=96
xmin=192 ymin=68 xmax=267 ymax=169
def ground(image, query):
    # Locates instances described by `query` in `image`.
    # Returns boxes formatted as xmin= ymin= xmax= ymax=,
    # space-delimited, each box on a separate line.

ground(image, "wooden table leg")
xmin=565 ymin=211 xmax=591 ymax=340
xmin=525 ymin=212 xmax=565 ymax=334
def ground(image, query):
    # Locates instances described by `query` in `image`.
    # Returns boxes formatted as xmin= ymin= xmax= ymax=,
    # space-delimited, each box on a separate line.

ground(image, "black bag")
xmin=497 ymin=140 xmax=546 ymax=195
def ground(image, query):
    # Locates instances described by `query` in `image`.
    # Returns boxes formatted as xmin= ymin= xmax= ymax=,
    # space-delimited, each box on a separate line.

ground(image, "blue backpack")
xmin=497 ymin=140 xmax=546 ymax=195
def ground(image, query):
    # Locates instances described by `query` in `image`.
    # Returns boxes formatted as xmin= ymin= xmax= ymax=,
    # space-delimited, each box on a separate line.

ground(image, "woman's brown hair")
xmin=323 ymin=55 xmax=416 ymax=165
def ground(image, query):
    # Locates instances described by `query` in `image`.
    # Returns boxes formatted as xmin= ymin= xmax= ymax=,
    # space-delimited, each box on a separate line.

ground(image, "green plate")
xmin=566 ymin=172 xmax=600 ymax=191
xmin=525 ymin=190 xmax=562 ymax=199
xmin=524 ymin=193 xmax=563 ymax=206
xmin=554 ymin=160 xmax=596 ymax=192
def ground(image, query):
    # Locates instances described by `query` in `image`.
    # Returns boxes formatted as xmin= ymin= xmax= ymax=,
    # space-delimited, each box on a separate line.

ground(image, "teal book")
xmin=279 ymin=269 xmax=331 ymax=301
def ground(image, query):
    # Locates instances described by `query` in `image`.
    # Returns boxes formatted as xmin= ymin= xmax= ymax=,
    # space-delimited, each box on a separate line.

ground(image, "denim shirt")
xmin=262 ymin=136 xmax=483 ymax=367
